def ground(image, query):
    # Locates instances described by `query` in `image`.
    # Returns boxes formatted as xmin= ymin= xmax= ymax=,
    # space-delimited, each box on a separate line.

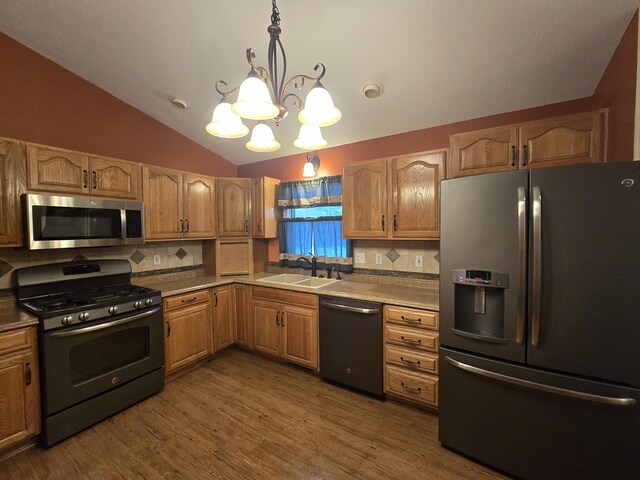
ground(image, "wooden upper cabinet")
xmin=217 ymin=178 xmax=251 ymax=237
xmin=143 ymin=166 xmax=183 ymax=240
xmin=449 ymin=125 xmax=518 ymax=178
xmin=0 ymin=137 xmax=27 ymax=247
xmin=26 ymin=144 xmax=89 ymax=194
xmin=26 ymin=144 xmax=142 ymax=199
xmin=183 ymin=174 xmax=216 ymax=239
xmin=251 ymin=176 xmax=279 ymax=238
xmin=89 ymin=155 xmax=141 ymax=199
xmin=342 ymin=159 xmax=388 ymax=238
xmin=448 ymin=110 xmax=608 ymax=178
xmin=519 ymin=111 xmax=606 ymax=168
xmin=390 ymin=151 xmax=446 ymax=239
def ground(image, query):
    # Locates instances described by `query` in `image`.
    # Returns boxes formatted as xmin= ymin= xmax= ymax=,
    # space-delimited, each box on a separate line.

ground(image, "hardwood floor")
xmin=0 ymin=349 xmax=509 ymax=479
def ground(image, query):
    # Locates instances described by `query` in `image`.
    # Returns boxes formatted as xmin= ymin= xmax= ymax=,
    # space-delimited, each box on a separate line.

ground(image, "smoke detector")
xmin=170 ymin=97 xmax=188 ymax=109
xmin=362 ymin=84 xmax=381 ymax=98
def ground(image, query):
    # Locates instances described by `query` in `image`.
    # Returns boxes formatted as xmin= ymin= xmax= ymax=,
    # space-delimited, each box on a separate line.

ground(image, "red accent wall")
xmin=592 ymin=11 xmax=638 ymax=162
xmin=0 ymin=33 xmax=236 ymax=177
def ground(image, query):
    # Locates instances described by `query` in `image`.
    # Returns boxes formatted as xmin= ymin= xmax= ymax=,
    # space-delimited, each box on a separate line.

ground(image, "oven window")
xmin=33 ymin=206 xmax=122 ymax=240
xmin=69 ymin=326 xmax=150 ymax=385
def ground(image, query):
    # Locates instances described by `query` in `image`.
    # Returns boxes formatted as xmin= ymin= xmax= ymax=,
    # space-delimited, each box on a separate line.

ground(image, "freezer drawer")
xmin=439 ymin=347 xmax=639 ymax=480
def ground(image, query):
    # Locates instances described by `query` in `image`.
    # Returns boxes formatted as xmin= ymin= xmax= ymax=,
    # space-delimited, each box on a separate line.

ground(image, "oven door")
xmin=40 ymin=306 xmax=164 ymax=415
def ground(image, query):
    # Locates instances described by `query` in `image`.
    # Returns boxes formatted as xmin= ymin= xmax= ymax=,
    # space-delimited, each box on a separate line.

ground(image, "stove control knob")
xmin=78 ymin=312 xmax=90 ymax=322
xmin=61 ymin=315 xmax=73 ymax=326
xmin=108 ymin=306 xmax=119 ymax=315
xmin=145 ymin=298 xmax=153 ymax=306
xmin=134 ymin=300 xmax=143 ymax=309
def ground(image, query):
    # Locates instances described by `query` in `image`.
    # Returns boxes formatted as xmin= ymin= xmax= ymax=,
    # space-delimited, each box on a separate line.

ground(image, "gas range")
xmin=16 ymin=259 xmax=161 ymax=331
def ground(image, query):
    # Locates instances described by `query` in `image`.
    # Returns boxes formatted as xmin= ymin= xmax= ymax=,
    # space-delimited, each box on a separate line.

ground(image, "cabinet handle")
xmin=179 ymin=219 xmax=184 ymax=233
xmin=400 ymin=357 xmax=421 ymax=366
xmin=166 ymin=321 xmax=171 ymax=337
xmin=511 ymin=145 xmax=516 ymax=167
xmin=25 ymin=362 xmax=32 ymax=386
xmin=281 ymin=312 xmax=285 ymax=327
xmin=257 ymin=219 xmax=261 ymax=232
xmin=92 ymin=171 xmax=98 ymax=189
xmin=83 ymin=170 xmax=88 ymax=188
xmin=185 ymin=219 xmax=190 ymax=233
xmin=401 ymin=315 xmax=421 ymax=324
xmin=522 ymin=145 xmax=528 ymax=166
xmin=381 ymin=214 xmax=385 ymax=231
xmin=400 ymin=336 xmax=422 ymax=345
xmin=214 ymin=292 xmax=218 ymax=307
xmin=180 ymin=296 xmax=197 ymax=303
xmin=401 ymin=382 xmax=422 ymax=393
xmin=276 ymin=311 xmax=280 ymax=326
xmin=393 ymin=215 xmax=397 ymax=231
xmin=245 ymin=219 xmax=249 ymax=232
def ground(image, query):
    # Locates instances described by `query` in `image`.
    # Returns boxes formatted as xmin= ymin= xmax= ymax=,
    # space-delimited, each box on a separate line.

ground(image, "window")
xmin=277 ymin=176 xmax=353 ymax=271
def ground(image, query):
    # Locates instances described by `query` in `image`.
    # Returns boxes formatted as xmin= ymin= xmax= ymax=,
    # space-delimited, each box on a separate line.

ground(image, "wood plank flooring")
xmin=0 ymin=349 xmax=510 ymax=479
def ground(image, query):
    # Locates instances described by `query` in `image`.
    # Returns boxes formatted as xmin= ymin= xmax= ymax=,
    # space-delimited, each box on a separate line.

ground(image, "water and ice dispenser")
xmin=451 ymin=269 xmax=509 ymax=342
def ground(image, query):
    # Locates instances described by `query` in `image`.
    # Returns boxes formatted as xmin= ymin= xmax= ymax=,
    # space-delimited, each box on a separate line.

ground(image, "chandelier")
xmin=205 ymin=0 xmax=341 ymax=153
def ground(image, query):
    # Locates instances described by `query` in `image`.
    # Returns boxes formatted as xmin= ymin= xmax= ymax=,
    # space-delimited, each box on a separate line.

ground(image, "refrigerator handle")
xmin=517 ymin=187 xmax=527 ymax=345
xmin=531 ymin=186 xmax=542 ymax=347
xmin=445 ymin=357 xmax=636 ymax=406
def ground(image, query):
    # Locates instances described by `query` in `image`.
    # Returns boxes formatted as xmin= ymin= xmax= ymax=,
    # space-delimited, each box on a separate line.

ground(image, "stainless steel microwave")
xmin=23 ymin=193 xmax=144 ymax=250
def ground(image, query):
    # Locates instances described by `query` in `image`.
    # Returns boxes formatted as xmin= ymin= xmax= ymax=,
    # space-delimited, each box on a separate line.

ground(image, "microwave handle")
xmin=121 ymin=210 xmax=127 ymax=239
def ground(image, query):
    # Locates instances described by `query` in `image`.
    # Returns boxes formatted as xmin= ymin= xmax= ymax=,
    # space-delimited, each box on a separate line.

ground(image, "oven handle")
xmin=49 ymin=307 xmax=161 ymax=338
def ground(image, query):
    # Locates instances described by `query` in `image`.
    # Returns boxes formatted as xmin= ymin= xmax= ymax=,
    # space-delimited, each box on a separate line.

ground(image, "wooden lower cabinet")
xmin=212 ymin=285 xmax=233 ymax=352
xmin=251 ymin=286 xmax=319 ymax=370
xmin=163 ymin=290 xmax=212 ymax=374
xmin=233 ymin=284 xmax=252 ymax=348
xmin=383 ymin=305 xmax=439 ymax=409
xmin=0 ymin=327 xmax=40 ymax=451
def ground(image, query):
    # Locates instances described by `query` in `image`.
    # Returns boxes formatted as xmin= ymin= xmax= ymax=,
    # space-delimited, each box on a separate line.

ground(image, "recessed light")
xmin=170 ymin=97 xmax=188 ymax=109
xmin=363 ymin=84 xmax=381 ymax=98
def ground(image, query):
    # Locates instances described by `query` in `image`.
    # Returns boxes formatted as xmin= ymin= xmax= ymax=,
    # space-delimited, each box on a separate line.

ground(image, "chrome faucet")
xmin=296 ymin=253 xmax=317 ymax=277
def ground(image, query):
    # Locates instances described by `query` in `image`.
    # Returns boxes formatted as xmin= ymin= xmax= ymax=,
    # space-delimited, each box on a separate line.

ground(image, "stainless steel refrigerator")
xmin=439 ymin=163 xmax=639 ymax=480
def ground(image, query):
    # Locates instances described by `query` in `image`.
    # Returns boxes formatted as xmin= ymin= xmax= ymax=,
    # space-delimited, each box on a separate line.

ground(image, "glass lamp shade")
xmin=302 ymin=160 xmax=317 ymax=177
xmin=293 ymin=124 xmax=327 ymax=150
xmin=205 ymin=102 xmax=249 ymax=138
xmin=246 ymin=122 xmax=281 ymax=152
xmin=298 ymin=85 xmax=342 ymax=127
xmin=232 ymin=75 xmax=280 ymax=120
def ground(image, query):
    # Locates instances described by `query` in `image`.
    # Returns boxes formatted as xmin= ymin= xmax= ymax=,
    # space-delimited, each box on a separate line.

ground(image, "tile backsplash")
xmin=0 ymin=241 xmax=203 ymax=290
xmin=352 ymin=240 xmax=440 ymax=275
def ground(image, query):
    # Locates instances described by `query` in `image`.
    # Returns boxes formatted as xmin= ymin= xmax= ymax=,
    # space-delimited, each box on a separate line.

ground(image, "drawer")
xmin=384 ymin=305 xmax=438 ymax=331
xmin=164 ymin=289 xmax=210 ymax=311
xmin=0 ymin=327 xmax=35 ymax=356
xmin=385 ymin=324 xmax=439 ymax=353
xmin=385 ymin=364 xmax=438 ymax=407
xmin=251 ymin=286 xmax=318 ymax=308
xmin=385 ymin=344 xmax=439 ymax=375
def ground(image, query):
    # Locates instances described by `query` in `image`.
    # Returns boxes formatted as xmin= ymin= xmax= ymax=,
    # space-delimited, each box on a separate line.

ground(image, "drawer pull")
xmin=401 ymin=315 xmax=421 ymax=323
xmin=401 ymin=382 xmax=422 ymax=393
xmin=401 ymin=336 xmax=422 ymax=345
xmin=400 ymin=356 xmax=421 ymax=366
xmin=181 ymin=297 xmax=197 ymax=303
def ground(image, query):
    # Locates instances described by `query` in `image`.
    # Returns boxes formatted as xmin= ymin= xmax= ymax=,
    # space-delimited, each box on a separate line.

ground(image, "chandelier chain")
xmin=271 ymin=0 xmax=281 ymax=26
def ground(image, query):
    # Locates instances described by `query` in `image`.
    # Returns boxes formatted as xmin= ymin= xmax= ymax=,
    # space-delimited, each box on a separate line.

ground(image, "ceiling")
xmin=0 ymin=1 xmax=637 ymax=166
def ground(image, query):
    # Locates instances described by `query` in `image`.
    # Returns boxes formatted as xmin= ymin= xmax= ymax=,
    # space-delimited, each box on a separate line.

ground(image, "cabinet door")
xmin=26 ymin=144 xmax=89 ymax=194
xmin=519 ymin=111 xmax=606 ymax=169
xmin=342 ymin=159 xmax=389 ymax=238
xmin=217 ymin=178 xmax=251 ymax=237
xmin=449 ymin=125 xmax=518 ymax=178
xmin=251 ymin=177 xmax=279 ymax=238
xmin=183 ymin=174 xmax=216 ymax=239
xmin=212 ymin=286 xmax=233 ymax=352
xmin=143 ymin=166 xmax=183 ymax=240
xmin=252 ymin=300 xmax=281 ymax=357
xmin=164 ymin=302 xmax=212 ymax=373
xmin=89 ymin=155 xmax=141 ymax=200
xmin=233 ymin=284 xmax=252 ymax=348
xmin=0 ymin=138 xmax=26 ymax=246
xmin=390 ymin=150 xmax=446 ymax=239
xmin=281 ymin=305 xmax=318 ymax=370
xmin=0 ymin=349 xmax=39 ymax=450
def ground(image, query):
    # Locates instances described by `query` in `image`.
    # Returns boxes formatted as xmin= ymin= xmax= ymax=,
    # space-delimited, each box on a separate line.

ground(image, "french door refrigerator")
xmin=439 ymin=163 xmax=640 ymax=480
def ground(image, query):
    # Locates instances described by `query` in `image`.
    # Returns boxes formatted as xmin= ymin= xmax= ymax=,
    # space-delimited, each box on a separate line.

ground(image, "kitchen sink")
xmin=256 ymin=274 xmax=338 ymax=289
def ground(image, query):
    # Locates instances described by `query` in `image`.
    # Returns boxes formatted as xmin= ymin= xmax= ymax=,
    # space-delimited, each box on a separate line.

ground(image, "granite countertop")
xmin=0 ymin=297 xmax=38 ymax=333
xmin=134 ymin=271 xmax=439 ymax=311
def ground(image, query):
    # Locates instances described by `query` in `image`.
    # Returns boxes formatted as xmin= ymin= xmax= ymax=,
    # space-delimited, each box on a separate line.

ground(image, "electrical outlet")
xmin=355 ymin=252 xmax=365 ymax=264
xmin=153 ymin=254 xmax=161 ymax=266
xmin=375 ymin=253 xmax=383 ymax=265
xmin=415 ymin=255 xmax=423 ymax=267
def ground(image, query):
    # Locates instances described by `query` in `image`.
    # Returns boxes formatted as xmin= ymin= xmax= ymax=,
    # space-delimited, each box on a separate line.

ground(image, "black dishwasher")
xmin=319 ymin=296 xmax=383 ymax=396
